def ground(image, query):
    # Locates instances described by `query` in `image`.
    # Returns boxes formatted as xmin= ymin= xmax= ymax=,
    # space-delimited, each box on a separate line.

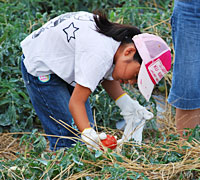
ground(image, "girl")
xmin=21 ymin=11 xmax=171 ymax=150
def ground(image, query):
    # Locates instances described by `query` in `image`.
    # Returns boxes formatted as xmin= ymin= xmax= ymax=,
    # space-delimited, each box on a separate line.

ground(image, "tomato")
xmin=100 ymin=135 xmax=117 ymax=150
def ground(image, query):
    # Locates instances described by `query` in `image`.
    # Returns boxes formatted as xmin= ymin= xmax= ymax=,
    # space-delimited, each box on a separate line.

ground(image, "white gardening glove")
xmin=116 ymin=93 xmax=153 ymax=144
xmin=81 ymin=128 xmax=107 ymax=150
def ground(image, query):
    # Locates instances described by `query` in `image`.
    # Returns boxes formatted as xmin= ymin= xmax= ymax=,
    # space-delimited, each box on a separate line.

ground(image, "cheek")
xmin=124 ymin=64 xmax=139 ymax=79
xmin=112 ymin=61 xmax=140 ymax=80
xmin=125 ymin=69 xmax=136 ymax=79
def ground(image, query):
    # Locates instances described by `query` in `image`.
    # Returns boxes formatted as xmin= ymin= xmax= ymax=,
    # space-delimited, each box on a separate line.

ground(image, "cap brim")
xmin=137 ymin=62 xmax=154 ymax=102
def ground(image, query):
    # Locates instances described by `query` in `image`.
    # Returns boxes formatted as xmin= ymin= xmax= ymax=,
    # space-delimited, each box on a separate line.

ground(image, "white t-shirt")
xmin=21 ymin=11 xmax=120 ymax=92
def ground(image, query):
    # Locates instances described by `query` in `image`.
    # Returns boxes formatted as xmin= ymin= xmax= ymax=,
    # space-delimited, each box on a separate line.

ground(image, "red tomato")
xmin=100 ymin=135 xmax=117 ymax=150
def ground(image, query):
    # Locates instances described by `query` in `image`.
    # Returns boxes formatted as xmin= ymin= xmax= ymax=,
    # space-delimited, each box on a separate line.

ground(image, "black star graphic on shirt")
xmin=63 ymin=22 xmax=79 ymax=42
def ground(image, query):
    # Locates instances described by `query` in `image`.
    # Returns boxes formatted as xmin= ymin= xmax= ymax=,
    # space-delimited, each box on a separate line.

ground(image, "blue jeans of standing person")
xmin=168 ymin=0 xmax=200 ymax=110
xmin=21 ymin=55 xmax=94 ymax=151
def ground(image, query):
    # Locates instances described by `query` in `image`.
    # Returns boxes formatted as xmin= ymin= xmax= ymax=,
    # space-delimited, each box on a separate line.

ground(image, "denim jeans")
xmin=21 ymin=56 xmax=94 ymax=150
xmin=168 ymin=0 xmax=200 ymax=110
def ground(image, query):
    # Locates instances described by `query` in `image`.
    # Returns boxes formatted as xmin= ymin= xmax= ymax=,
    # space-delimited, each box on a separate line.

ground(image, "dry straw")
xmin=1 ymin=108 xmax=199 ymax=179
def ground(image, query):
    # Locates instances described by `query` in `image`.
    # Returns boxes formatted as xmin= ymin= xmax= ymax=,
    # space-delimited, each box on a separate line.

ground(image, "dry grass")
xmin=0 ymin=106 xmax=199 ymax=179
xmin=0 ymin=133 xmax=23 ymax=160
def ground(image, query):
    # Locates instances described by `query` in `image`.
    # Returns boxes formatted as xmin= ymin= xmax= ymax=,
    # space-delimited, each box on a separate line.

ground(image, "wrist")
xmin=115 ymin=93 xmax=142 ymax=114
xmin=115 ymin=93 xmax=127 ymax=102
xmin=115 ymin=93 xmax=131 ymax=110
xmin=82 ymin=127 xmax=93 ymax=134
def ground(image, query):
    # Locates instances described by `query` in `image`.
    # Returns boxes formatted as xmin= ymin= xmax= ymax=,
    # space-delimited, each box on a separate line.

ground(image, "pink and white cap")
xmin=132 ymin=33 xmax=171 ymax=101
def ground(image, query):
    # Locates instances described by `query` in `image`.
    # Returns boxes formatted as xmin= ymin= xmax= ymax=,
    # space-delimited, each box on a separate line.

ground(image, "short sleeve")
xmin=74 ymin=20 xmax=120 ymax=91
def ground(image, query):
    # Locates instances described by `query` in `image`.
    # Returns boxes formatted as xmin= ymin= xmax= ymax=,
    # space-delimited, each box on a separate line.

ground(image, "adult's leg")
xmin=168 ymin=0 xmax=200 ymax=135
xmin=175 ymin=108 xmax=200 ymax=135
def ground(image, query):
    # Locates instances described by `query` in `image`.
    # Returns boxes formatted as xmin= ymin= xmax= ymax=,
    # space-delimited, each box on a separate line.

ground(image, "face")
xmin=112 ymin=43 xmax=141 ymax=85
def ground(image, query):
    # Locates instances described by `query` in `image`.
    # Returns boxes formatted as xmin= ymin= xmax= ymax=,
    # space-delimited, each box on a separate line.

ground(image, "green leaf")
xmin=181 ymin=146 xmax=191 ymax=150
xmin=33 ymin=136 xmax=47 ymax=153
xmin=95 ymin=150 xmax=103 ymax=158
xmin=143 ymin=176 xmax=150 ymax=180
xmin=0 ymin=99 xmax=10 ymax=106
xmin=0 ymin=126 xmax=3 ymax=133
xmin=0 ymin=113 xmax=11 ymax=126
xmin=37 ymin=159 xmax=48 ymax=166
xmin=111 ymin=153 xmax=124 ymax=162
xmin=72 ymin=156 xmax=83 ymax=166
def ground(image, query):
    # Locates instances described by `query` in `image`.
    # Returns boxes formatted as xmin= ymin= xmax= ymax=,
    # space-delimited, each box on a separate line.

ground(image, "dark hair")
xmin=93 ymin=12 xmax=142 ymax=64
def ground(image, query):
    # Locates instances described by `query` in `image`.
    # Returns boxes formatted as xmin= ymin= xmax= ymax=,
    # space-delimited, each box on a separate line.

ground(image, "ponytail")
xmin=93 ymin=12 xmax=141 ymax=44
xmin=93 ymin=12 xmax=142 ymax=64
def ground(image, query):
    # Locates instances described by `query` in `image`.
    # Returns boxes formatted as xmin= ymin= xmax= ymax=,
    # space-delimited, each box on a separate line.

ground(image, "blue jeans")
xmin=168 ymin=0 xmax=200 ymax=110
xmin=21 ymin=56 xmax=94 ymax=150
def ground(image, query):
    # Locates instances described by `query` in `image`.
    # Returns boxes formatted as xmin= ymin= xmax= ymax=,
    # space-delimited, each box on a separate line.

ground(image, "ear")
xmin=124 ymin=45 xmax=136 ymax=57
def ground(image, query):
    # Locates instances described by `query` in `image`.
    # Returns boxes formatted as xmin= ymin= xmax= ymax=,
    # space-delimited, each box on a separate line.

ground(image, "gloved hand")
xmin=81 ymin=128 xmax=107 ymax=150
xmin=116 ymin=93 xmax=153 ymax=144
